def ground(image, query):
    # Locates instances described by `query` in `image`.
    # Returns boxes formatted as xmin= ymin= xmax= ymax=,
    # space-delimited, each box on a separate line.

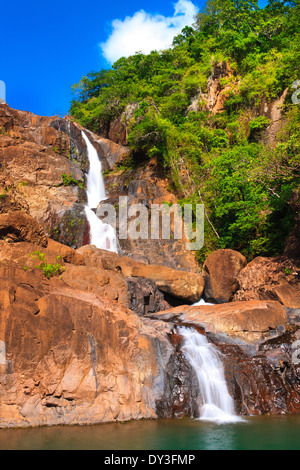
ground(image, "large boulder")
xmin=0 ymin=239 xmax=82 ymax=270
xmin=202 ymin=249 xmax=247 ymax=303
xmin=46 ymin=239 xmax=85 ymax=266
xmin=78 ymin=245 xmax=205 ymax=304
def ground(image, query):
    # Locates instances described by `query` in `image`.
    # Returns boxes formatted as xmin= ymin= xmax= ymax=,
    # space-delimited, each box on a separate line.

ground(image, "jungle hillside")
xmin=70 ymin=0 xmax=300 ymax=262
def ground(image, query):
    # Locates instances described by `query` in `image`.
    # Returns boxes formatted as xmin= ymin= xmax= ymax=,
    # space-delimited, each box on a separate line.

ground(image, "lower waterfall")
xmin=178 ymin=326 xmax=243 ymax=424
xmin=82 ymin=131 xmax=118 ymax=252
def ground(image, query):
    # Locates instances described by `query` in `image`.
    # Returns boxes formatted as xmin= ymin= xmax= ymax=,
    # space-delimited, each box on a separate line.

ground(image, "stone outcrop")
xmin=0 ymin=104 xmax=87 ymax=248
xmin=95 ymin=103 xmax=139 ymax=146
xmin=260 ymin=88 xmax=289 ymax=147
xmin=199 ymin=62 xmax=239 ymax=115
xmin=147 ymin=300 xmax=288 ymax=345
xmin=202 ymin=249 xmax=247 ymax=303
xmin=0 ymin=211 xmax=48 ymax=247
xmin=77 ymin=245 xmax=205 ymax=304
xmin=234 ymin=256 xmax=300 ymax=308
xmin=102 ymin=157 xmax=201 ymax=272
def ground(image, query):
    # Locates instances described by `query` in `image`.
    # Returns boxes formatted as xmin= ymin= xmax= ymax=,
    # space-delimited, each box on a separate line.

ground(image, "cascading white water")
xmin=192 ymin=298 xmax=214 ymax=306
xmin=82 ymin=131 xmax=118 ymax=252
xmin=178 ymin=325 xmax=243 ymax=424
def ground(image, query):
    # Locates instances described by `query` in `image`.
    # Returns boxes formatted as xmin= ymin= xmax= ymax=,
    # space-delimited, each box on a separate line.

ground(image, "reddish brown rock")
xmin=108 ymin=103 xmax=139 ymax=146
xmin=85 ymin=132 xmax=130 ymax=169
xmin=1 ymin=103 xmax=201 ymax=269
xmin=202 ymin=249 xmax=247 ymax=303
xmin=0 ymin=104 xmax=88 ymax=248
xmin=46 ymin=239 xmax=85 ymax=266
xmin=0 ymin=239 xmax=299 ymax=426
xmin=234 ymin=256 xmax=300 ymax=308
xmin=0 ymin=175 xmax=30 ymax=215
xmin=0 ymin=211 xmax=48 ymax=247
xmin=0 ymin=239 xmax=82 ymax=271
xmin=0 ymin=261 xmax=177 ymax=428
xmin=147 ymin=300 xmax=288 ymax=344
xmin=61 ymin=264 xmax=129 ymax=306
xmin=78 ymin=245 xmax=205 ymax=304
xmin=0 ymin=240 xmax=172 ymax=315
xmin=271 ymin=284 xmax=300 ymax=309
xmin=201 ymin=62 xmax=239 ymax=115
xmin=102 ymin=157 xmax=200 ymax=272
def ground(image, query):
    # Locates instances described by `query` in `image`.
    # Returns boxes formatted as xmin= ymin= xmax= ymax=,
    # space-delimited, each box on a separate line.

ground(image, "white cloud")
xmin=100 ymin=0 xmax=199 ymax=64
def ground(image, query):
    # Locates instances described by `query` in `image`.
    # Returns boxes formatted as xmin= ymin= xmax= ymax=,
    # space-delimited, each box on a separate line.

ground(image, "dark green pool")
xmin=0 ymin=416 xmax=299 ymax=450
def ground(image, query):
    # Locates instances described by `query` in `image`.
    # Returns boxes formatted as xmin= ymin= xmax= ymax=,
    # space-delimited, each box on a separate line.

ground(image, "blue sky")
xmin=1 ymin=0 xmax=267 ymax=117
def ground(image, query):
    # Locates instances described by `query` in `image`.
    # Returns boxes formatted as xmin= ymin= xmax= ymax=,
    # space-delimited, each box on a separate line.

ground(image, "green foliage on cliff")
xmin=61 ymin=173 xmax=86 ymax=189
xmin=30 ymin=251 xmax=65 ymax=279
xmin=70 ymin=0 xmax=300 ymax=260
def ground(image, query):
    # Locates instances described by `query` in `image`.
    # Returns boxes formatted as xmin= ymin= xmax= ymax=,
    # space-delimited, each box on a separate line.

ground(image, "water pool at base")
xmin=0 ymin=416 xmax=299 ymax=450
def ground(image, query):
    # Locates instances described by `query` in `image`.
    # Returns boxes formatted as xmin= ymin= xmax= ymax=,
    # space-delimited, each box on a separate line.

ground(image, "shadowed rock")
xmin=0 ymin=211 xmax=48 ymax=247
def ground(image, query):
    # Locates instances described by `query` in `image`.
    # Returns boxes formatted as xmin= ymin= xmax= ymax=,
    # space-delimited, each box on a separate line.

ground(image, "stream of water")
xmin=82 ymin=131 xmax=118 ymax=252
xmin=178 ymin=326 xmax=243 ymax=424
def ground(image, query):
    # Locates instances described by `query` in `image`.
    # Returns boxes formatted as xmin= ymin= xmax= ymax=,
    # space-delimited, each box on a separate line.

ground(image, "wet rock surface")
xmin=147 ymin=301 xmax=300 ymax=416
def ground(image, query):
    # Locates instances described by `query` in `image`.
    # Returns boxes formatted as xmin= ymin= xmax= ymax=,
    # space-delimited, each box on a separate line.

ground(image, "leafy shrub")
xmin=30 ymin=251 xmax=65 ymax=279
xmin=61 ymin=174 xmax=86 ymax=189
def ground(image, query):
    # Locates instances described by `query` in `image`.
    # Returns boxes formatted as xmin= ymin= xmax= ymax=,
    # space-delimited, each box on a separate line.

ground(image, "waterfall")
xmin=192 ymin=298 xmax=214 ymax=306
xmin=178 ymin=326 xmax=243 ymax=424
xmin=82 ymin=131 xmax=118 ymax=253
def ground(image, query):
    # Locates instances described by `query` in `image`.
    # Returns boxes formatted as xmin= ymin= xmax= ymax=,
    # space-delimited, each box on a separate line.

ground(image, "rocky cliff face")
xmin=0 ymin=105 xmax=87 ymax=248
xmin=0 ymin=234 xmax=204 ymax=428
xmin=0 ymin=103 xmax=299 ymax=428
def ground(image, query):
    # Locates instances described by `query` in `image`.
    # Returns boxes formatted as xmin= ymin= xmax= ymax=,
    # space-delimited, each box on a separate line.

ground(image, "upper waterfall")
xmin=82 ymin=131 xmax=118 ymax=253
xmin=83 ymin=131 xmax=106 ymax=208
